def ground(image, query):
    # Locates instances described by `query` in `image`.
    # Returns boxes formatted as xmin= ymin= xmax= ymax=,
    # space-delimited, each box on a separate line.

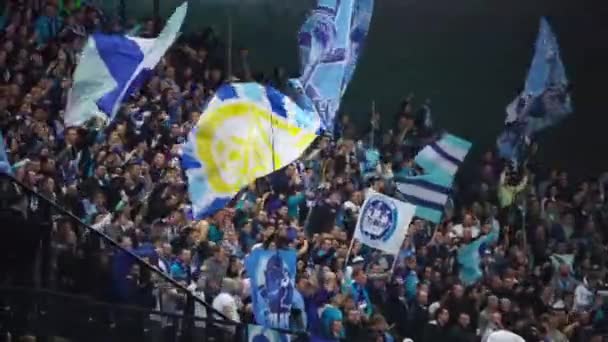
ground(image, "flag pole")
xmin=389 ymin=255 xmax=398 ymax=275
xmin=344 ymin=236 xmax=356 ymax=266
xmin=370 ymin=100 xmax=376 ymax=147
xmin=226 ymin=11 xmax=233 ymax=81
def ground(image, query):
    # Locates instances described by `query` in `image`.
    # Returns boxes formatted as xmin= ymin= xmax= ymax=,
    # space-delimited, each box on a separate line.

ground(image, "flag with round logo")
xmin=182 ymin=82 xmax=319 ymax=219
xmin=354 ymin=190 xmax=416 ymax=255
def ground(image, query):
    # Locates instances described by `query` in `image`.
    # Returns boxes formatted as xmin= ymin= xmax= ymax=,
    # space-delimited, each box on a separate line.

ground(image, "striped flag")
xmin=395 ymin=133 xmax=471 ymax=223
xmin=64 ymin=3 xmax=187 ymax=127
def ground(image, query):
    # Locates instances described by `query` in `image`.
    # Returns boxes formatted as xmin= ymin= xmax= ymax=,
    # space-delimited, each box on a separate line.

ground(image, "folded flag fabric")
xmin=0 ymin=132 xmax=12 ymax=175
xmin=182 ymin=83 xmax=318 ymax=219
xmin=64 ymin=3 xmax=187 ymax=127
xmin=247 ymin=324 xmax=290 ymax=342
xmin=354 ymin=189 xmax=416 ymax=255
xmin=294 ymin=0 xmax=374 ymax=133
xmin=499 ymin=17 xmax=572 ymax=163
xmin=396 ymin=133 xmax=472 ymax=223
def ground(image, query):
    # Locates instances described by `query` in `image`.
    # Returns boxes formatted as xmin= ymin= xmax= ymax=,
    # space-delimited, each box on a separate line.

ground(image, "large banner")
xmin=354 ymin=190 xmax=415 ymax=255
xmin=295 ymin=0 xmax=374 ymax=132
xmin=247 ymin=324 xmax=290 ymax=342
xmin=245 ymin=248 xmax=297 ymax=329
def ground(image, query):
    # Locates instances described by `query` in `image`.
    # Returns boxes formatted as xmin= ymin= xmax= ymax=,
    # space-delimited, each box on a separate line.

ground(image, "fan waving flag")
xmin=498 ymin=17 xmax=572 ymax=163
xmin=354 ymin=190 xmax=415 ymax=255
xmin=182 ymin=83 xmax=318 ymax=219
xmin=396 ymin=133 xmax=472 ymax=223
xmin=0 ymin=132 xmax=12 ymax=175
xmin=64 ymin=3 xmax=187 ymax=127
xmin=293 ymin=0 xmax=374 ymax=133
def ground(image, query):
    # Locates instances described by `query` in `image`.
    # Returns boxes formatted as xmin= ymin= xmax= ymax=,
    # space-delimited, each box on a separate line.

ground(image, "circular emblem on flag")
xmin=360 ymin=195 xmax=397 ymax=242
xmin=194 ymin=100 xmax=275 ymax=193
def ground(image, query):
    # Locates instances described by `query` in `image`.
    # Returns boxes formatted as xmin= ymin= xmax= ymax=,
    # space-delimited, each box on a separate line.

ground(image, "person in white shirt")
xmin=212 ymin=278 xmax=242 ymax=338
xmin=485 ymin=330 xmax=525 ymax=342
xmin=573 ymin=277 xmax=595 ymax=312
xmin=450 ymin=213 xmax=481 ymax=239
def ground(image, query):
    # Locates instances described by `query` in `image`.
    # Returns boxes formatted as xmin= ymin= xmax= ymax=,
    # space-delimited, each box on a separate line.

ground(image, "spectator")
xmin=2 ymin=2 xmax=608 ymax=341
xmin=423 ymin=306 xmax=451 ymax=341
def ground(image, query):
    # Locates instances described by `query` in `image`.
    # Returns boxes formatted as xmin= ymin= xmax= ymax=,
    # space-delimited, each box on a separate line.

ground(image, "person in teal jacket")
xmin=457 ymin=220 xmax=500 ymax=285
xmin=35 ymin=3 xmax=63 ymax=45
xmin=320 ymin=305 xmax=345 ymax=340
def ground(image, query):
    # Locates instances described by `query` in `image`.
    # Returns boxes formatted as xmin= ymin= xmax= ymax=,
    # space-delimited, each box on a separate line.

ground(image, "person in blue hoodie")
xmin=349 ymin=268 xmax=373 ymax=318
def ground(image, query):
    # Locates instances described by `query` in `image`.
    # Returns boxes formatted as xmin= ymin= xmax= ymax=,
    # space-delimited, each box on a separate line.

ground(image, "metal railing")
xmin=0 ymin=286 xmax=244 ymax=342
xmin=0 ymin=174 xmax=305 ymax=341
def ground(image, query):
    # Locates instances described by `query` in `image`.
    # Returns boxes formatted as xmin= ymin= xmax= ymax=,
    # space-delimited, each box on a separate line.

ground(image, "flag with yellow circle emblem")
xmin=182 ymin=83 xmax=320 ymax=219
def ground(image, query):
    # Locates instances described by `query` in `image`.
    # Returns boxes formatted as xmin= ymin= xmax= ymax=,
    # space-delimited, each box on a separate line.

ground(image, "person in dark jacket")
xmin=305 ymin=192 xmax=341 ymax=236
xmin=407 ymin=289 xmax=430 ymax=342
xmin=344 ymin=308 xmax=366 ymax=342
xmin=444 ymin=284 xmax=476 ymax=328
xmin=423 ymin=307 xmax=451 ymax=342
xmin=383 ymin=280 xmax=409 ymax=339
xmin=0 ymin=179 xmax=40 ymax=338
xmin=448 ymin=312 xmax=476 ymax=342
xmin=0 ymin=179 xmax=39 ymax=287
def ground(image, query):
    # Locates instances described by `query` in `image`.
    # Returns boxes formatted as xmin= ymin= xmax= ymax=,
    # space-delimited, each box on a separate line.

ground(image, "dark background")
xmin=113 ymin=0 xmax=608 ymax=180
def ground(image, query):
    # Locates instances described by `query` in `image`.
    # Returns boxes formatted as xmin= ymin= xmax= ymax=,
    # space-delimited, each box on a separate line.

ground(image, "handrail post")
xmin=180 ymin=293 xmax=195 ymax=342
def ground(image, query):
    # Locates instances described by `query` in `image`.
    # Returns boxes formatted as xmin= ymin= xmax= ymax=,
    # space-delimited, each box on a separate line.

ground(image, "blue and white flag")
xmin=0 ymin=132 xmax=12 ymax=175
xmin=182 ymin=83 xmax=319 ymax=219
xmin=247 ymin=325 xmax=290 ymax=342
xmin=295 ymin=0 xmax=374 ymax=133
xmin=354 ymin=190 xmax=415 ymax=255
xmin=245 ymin=248 xmax=297 ymax=330
xmin=499 ymin=17 xmax=572 ymax=162
xmin=64 ymin=3 xmax=187 ymax=127
xmin=396 ymin=133 xmax=471 ymax=223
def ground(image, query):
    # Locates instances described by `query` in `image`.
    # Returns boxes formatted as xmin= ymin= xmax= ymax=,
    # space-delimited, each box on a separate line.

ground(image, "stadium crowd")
xmin=1 ymin=1 xmax=608 ymax=342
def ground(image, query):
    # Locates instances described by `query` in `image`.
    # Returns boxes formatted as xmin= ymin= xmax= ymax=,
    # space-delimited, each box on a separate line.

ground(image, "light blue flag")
xmin=181 ymin=83 xmax=319 ymax=219
xmin=360 ymin=147 xmax=380 ymax=179
xmin=294 ymin=0 xmax=374 ymax=133
xmin=64 ymin=3 xmax=187 ymax=127
xmin=247 ymin=324 xmax=290 ymax=342
xmin=457 ymin=220 xmax=500 ymax=285
xmin=500 ymin=17 xmax=572 ymax=163
xmin=245 ymin=248 xmax=297 ymax=330
xmin=496 ymin=123 xmax=529 ymax=166
xmin=354 ymin=190 xmax=416 ymax=255
xmin=0 ymin=132 xmax=12 ymax=175
xmin=395 ymin=133 xmax=472 ymax=223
